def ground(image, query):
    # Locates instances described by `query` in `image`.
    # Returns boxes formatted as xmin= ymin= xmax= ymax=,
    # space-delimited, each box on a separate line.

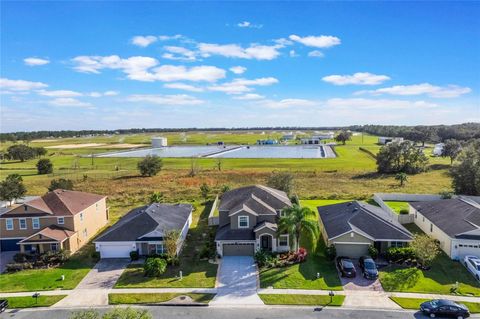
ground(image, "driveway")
xmin=338 ymin=258 xmax=384 ymax=291
xmin=0 ymin=251 xmax=17 ymax=273
xmin=53 ymin=258 xmax=130 ymax=307
xmin=210 ymin=256 xmax=263 ymax=306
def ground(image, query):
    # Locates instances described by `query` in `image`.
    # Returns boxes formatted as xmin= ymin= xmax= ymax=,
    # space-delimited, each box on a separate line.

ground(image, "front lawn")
xmin=380 ymin=253 xmax=480 ymax=296
xmin=390 ymin=297 xmax=480 ymax=313
xmin=4 ymin=295 xmax=66 ymax=308
xmin=0 ymin=245 xmax=97 ymax=292
xmin=259 ymin=294 xmax=344 ymax=306
xmin=259 ymin=253 xmax=342 ymax=290
xmin=109 ymin=293 xmax=215 ymax=304
xmin=384 ymin=201 xmax=410 ymax=214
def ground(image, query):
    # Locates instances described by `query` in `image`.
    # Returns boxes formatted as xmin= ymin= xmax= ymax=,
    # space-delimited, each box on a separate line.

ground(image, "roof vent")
xmin=352 ymin=207 xmax=358 ymax=212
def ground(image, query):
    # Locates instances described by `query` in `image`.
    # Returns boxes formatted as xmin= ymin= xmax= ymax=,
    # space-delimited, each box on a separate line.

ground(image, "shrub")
xmin=13 ymin=253 xmax=29 ymax=263
xmin=325 ymin=245 xmax=336 ymax=260
xmin=254 ymin=250 xmax=279 ymax=268
xmin=36 ymin=158 xmax=53 ymax=174
xmin=40 ymin=250 xmax=70 ymax=265
xmin=368 ymin=245 xmax=379 ymax=259
xmin=130 ymin=251 xmax=139 ymax=261
xmin=166 ymin=256 xmax=179 ymax=266
xmin=48 ymin=178 xmax=74 ymax=191
xmin=385 ymin=246 xmax=415 ymax=262
xmin=91 ymin=251 xmax=101 ymax=260
xmin=399 ymin=208 xmax=409 ymax=215
xmin=143 ymin=257 xmax=167 ymax=277
xmin=6 ymin=262 xmax=33 ymax=272
xmin=137 ymin=155 xmax=163 ymax=177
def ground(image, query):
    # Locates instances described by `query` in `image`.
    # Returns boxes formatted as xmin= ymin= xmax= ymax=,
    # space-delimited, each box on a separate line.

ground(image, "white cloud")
xmin=162 ymin=46 xmax=197 ymax=61
xmin=324 ymin=97 xmax=438 ymax=110
xmin=163 ymin=83 xmax=204 ymax=92
xmin=104 ymin=91 xmax=119 ymax=96
xmin=198 ymin=43 xmax=281 ymax=60
xmin=308 ymin=50 xmax=324 ymax=58
xmin=131 ymin=36 xmax=157 ymax=47
xmin=0 ymin=78 xmax=48 ymax=91
xmin=127 ymin=94 xmax=204 ymax=105
xmin=208 ymin=77 xmax=278 ymax=94
xmin=357 ymin=83 xmax=472 ymax=98
xmin=237 ymin=21 xmax=263 ymax=29
xmin=24 ymin=57 xmax=50 ymax=66
xmin=49 ymin=97 xmax=93 ymax=107
xmin=158 ymin=34 xmax=184 ymax=41
xmin=151 ymin=65 xmax=226 ymax=82
xmin=322 ymin=72 xmax=391 ymax=85
xmin=289 ymin=50 xmax=298 ymax=57
xmin=261 ymin=98 xmax=317 ymax=109
xmin=233 ymin=93 xmax=265 ymax=100
xmin=37 ymin=90 xmax=82 ymax=97
xmin=229 ymin=66 xmax=247 ymax=74
xmin=289 ymin=35 xmax=341 ymax=48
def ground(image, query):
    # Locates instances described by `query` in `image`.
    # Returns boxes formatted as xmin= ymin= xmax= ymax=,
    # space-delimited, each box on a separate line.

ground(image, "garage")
xmin=0 ymin=239 xmax=21 ymax=252
xmin=222 ymin=243 xmax=254 ymax=256
xmin=97 ymin=243 xmax=134 ymax=258
xmin=334 ymin=243 xmax=369 ymax=258
xmin=453 ymin=242 xmax=480 ymax=260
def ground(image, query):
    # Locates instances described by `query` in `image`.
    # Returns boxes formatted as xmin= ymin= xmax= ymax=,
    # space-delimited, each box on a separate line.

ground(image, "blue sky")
xmin=1 ymin=1 xmax=479 ymax=132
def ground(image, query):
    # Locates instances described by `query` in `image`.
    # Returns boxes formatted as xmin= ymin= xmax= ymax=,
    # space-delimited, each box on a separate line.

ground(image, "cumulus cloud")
xmin=357 ymin=83 xmax=472 ymax=98
xmin=233 ymin=93 xmax=265 ymax=100
xmin=131 ymin=35 xmax=158 ymax=47
xmin=163 ymin=83 xmax=204 ymax=92
xmin=162 ymin=46 xmax=197 ymax=61
xmin=261 ymin=98 xmax=317 ymax=109
xmin=37 ymin=90 xmax=82 ymax=97
xmin=229 ymin=66 xmax=247 ymax=74
xmin=24 ymin=57 xmax=50 ymax=66
xmin=49 ymin=98 xmax=93 ymax=107
xmin=208 ymin=77 xmax=278 ymax=94
xmin=151 ymin=65 xmax=226 ymax=82
xmin=0 ymin=78 xmax=48 ymax=91
xmin=158 ymin=34 xmax=184 ymax=41
xmin=198 ymin=43 xmax=282 ymax=60
xmin=126 ymin=94 xmax=204 ymax=105
xmin=322 ymin=72 xmax=391 ymax=85
xmin=289 ymin=35 xmax=341 ymax=48
xmin=324 ymin=97 xmax=438 ymax=110
xmin=237 ymin=21 xmax=263 ymax=29
xmin=308 ymin=50 xmax=324 ymax=58
xmin=103 ymin=91 xmax=119 ymax=96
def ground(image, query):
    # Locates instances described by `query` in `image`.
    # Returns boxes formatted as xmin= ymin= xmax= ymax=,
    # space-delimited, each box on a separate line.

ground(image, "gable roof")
xmin=410 ymin=198 xmax=480 ymax=239
xmin=95 ymin=203 xmax=192 ymax=242
xmin=19 ymin=225 xmax=76 ymax=243
xmin=1 ymin=189 xmax=106 ymax=217
xmin=319 ymin=201 xmax=412 ymax=241
xmin=220 ymin=185 xmax=291 ymax=215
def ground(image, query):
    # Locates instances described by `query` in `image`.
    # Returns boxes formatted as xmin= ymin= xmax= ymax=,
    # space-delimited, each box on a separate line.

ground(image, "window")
xmin=24 ymin=206 xmax=28 ymax=211
xmin=80 ymin=213 xmax=84 ymax=221
xmin=390 ymin=241 xmax=407 ymax=248
xmin=279 ymin=235 xmax=288 ymax=246
xmin=51 ymin=243 xmax=59 ymax=251
xmin=83 ymin=229 xmax=88 ymax=238
xmin=238 ymin=216 xmax=249 ymax=228
xmin=430 ymin=223 xmax=433 ymax=232
xmin=5 ymin=219 xmax=13 ymax=230
xmin=32 ymin=218 xmax=40 ymax=229
xmin=57 ymin=217 xmax=65 ymax=225
xmin=155 ymin=244 xmax=164 ymax=254
xmin=19 ymin=218 xmax=27 ymax=230
xmin=280 ymin=210 xmax=286 ymax=217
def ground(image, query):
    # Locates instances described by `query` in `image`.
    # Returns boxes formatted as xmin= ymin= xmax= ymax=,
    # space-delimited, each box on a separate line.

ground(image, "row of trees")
xmin=2 ymin=144 xmax=47 ymax=162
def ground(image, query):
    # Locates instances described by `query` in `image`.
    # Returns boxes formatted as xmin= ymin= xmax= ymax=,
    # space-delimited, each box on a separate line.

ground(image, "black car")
xmin=420 ymin=299 xmax=470 ymax=318
xmin=0 ymin=299 xmax=7 ymax=313
xmin=358 ymin=256 xmax=378 ymax=279
xmin=336 ymin=256 xmax=356 ymax=278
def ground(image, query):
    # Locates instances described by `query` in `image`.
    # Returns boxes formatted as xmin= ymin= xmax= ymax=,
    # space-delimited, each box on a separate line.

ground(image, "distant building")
xmin=152 ymin=137 xmax=167 ymax=148
xmin=281 ymin=133 xmax=296 ymax=141
xmin=301 ymin=138 xmax=322 ymax=145
xmin=257 ymin=139 xmax=278 ymax=145
xmin=433 ymin=143 xmax=445 ymax=156
xmin=313 ymin=132 xmax=335 ymax=140
xmin=378 ymin=137 xmax=404 ymax=145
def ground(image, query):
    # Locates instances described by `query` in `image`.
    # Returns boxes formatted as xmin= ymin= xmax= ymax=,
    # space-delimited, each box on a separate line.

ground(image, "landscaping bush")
xmin=6 ymin=262 xmax=34 ymax=272
xmin=386 ymin=246 xmax=415 ymax=262
xmin=254 ymin=250 xmax=280 ymax=268
xmin=368 ymin=245 xmax=379 ymax=259
xmin=143 ymin=257 xmax=167 ymax=277
xmin=325 ymin=245 xmax=336 ymax=260
xmin=130 ymin=251 xmax=139 ymax=261
xmin=40 ymin=250 xmax=70 ymax=265
xmin=399 ymin=208 xmax=410 ymax=215
xmin=91 ymin=251 xmax=100 ymax=260
xmin=166 ymin=256 xmax=179 ymax=266
xmin=13 ymin=253 xmax=30 ymax=263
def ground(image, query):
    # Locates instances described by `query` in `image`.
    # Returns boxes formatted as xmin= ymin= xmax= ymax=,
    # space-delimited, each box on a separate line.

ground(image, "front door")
xmin=261 ymin=235 xmax=272 ymax=251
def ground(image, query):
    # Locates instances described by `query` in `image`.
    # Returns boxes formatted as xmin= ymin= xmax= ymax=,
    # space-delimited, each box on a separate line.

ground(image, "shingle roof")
xmin=410 ymin=198 xmax=480 ymax=238
xmin=215 ymin=224 xmax=255 ymax=241
xmin=319 ymin=201 xmax=412 ymax=241
xmin=254 ymin=221 xmax=277 ymax=232
xmin=19 ymin=225 xmax=76 ymax=243
xmin=95 ymin=203 xmax=192 ymax=242
xmin=220 ymin=185 xmax=291 ymax=214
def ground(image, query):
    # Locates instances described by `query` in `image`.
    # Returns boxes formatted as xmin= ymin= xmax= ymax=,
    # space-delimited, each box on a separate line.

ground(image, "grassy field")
xmin=384 ymin=201 xmax=410 ymax=214
xmin=108 ymin=293 xmax=215 ymax=304
xmin=300 ymin=199 xmax=352 ymax=211
xmin=390 ymin=297 xmax=480 ymax=313
xmin=4 ymin=295 xmax=66 ymax=308
xmin=259 ymin=294 xmax=345 ymax=306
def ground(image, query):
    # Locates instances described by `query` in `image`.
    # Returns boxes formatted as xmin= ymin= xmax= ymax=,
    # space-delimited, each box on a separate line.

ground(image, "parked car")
xmin=336 ymin=256 xmax=356 ymax=278
xmin=0 ymin=300 xmax=7 ymax=313
xmin=358 ymin=256 xmax=378 ymax=279
xmin=420 ymin=299 xmax=470 ymax=318
xmin=463 ymin=255 xmax=480 ymax=281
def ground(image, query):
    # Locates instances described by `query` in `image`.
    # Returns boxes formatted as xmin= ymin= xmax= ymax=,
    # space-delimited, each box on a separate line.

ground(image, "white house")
xmin=433 ymin=143 xmax=445 ymax=156
xmin=378 ymin=137 xmax=404 ymax=145
xmin=152 ymin=137 xmax=168 ymax=148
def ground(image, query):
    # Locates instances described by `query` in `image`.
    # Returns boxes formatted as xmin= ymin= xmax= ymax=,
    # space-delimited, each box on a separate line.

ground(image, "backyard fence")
xmin=208 ymin=195 xmax=219 ymax=226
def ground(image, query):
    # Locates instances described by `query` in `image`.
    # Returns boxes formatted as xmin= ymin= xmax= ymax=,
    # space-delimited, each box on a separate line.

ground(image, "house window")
xmin=57 ymin=217 xmax=65 ymax=225
xmin=279 ymin=235 xmax=289 ymax=246
xmin=51 ymin=243 xmax=59 ymax=251
xmin=80 ymin=213 xmax=84 ymax=221
xmin=390 ymin=241 xmax=407 ymax=248
xmin=19 ymin=218 xmax=27 ymax=230
xmin=6 ymin=219 xmax=13 ymax=230
xmin=430 ymin=223 xmax=433 ymax=232
xmin=238 ymin=216 xmax=249 ymax=228
xmin=83 ymin=229 xmax=88 ymax=238
xmin=24 ymin=206 xmax=28 ymax=211
xmin=280 ymin=210 xmax=286 ymax=217
xmin=32 ymin=218 xmax=40 ymax=229
xmin=149 ymin=244 xmax=164 ymax=255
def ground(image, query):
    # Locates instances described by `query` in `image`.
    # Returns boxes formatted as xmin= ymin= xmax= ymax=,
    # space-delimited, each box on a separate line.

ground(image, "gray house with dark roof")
xmin=215 ymin=185 xmax=292 ymax=256
xmin=94 ymin=203 xmax=192 ymax=258
xmin=318 ymin=201 xmax=413 ymax=258
xmin=410 ymin=197 xmax=480 ymax=260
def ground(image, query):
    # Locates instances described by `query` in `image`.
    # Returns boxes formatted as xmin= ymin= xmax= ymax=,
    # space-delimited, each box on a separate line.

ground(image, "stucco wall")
xmin=0 ymin=215 xmax=74 ymax=239
xmin=412 ymin=207 xmax=453 ymax=256
xmin=329 ymin=231 xmax=374 ymax=245
xmin=230 ymin=211 xmax=257 ymax=229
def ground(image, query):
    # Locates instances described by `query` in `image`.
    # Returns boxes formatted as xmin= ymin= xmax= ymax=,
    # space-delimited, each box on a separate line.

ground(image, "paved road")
xmin=0 ymin=306 xmax=446 ymax=319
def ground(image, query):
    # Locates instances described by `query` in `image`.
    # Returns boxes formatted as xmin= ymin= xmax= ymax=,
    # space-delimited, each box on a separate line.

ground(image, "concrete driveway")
xmin=0 ymin=251 xmax=17 ymax=273
xmin=338 ymin=259 xmax=384 ymax=291
xmin=210 ymin=256 xmax=263 ymax=306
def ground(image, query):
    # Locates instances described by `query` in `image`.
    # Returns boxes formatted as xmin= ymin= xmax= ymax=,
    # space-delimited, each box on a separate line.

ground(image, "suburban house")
xmin=378 ymin=136 xmax=404 ymax=145
xmin=0 ymin=190 xmax=108 ymax=254
xmin=215 ymin=185 xmax=292 ymax=257
xmin=318 ymin=201 xmax=413 ymax=258
xmin=94 ymin=203 xmax=192 ymax=258
xmin=410 ymin=197 xmax=480 ymax=260
xmin=256 ymin=139 xmax=278 ymax=145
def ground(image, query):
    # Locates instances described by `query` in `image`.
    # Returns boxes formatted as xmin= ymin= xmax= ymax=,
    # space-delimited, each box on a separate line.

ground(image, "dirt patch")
xmin=46 ymin=143 xmax=106 ymax=149
xmin=92 ymin=143 xmax=148 ymax=149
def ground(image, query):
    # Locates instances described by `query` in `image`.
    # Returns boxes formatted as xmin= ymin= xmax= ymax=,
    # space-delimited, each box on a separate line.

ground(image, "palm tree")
xmin=277 ymin=204 xmax=319 ymax=252
xmin=395 ymin=172 xmax=408 ymax=187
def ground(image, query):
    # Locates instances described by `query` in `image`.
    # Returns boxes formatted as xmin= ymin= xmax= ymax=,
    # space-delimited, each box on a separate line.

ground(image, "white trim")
xmin=238 ymin=215 xmax=249 ymax=228
xmin=1 ymin=237 xmax=24 ymax=240
xmin=19 ymin=218 xmax=27 ymax=230
xmin=229 ymin=205 xmax=258 ymax=217
xmin=333 ymin=241 xmax=371 ymax=245
xmin=5 ymin=218 xmax=13 ymax=230
xmin=254 ymin=223 xmax=277 ymax=232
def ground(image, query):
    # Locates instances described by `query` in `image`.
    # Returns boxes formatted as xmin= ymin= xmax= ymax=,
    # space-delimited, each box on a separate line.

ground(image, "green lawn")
xmin=390 ymin=297 xmax=480 ymax=313
xmin=0 ymin=246 xmax=97 ymax=293
xmin=259 ymin=294 xmax=344 ymax=306
xmin=4 ymin=295 xmax=66 ymax=308
xmin=384 ymin=201 xmax=410 ymax=214
xmin=380 ymin=253 xmax=480 ymax=296
xmin=109 ymin=293 xmax=215 ymax=305
xmin=300 ymin=199 xmax=352 ymax=211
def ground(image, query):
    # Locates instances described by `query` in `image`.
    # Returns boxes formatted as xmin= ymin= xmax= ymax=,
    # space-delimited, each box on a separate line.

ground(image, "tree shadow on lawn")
xmin=429 ymin=164 xmax=451 ymax=171
xmin=380 ymin=266 xmax=420 ymax=291
xmin=351 ymin=172 xmax=390 ymax=180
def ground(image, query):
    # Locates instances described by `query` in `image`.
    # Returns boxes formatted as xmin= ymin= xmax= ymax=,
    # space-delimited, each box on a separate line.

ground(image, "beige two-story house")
xmin=215 ymin=185 xmax=292 ymax=256
xmin=0 ymin=189 xmax=108 ymax=254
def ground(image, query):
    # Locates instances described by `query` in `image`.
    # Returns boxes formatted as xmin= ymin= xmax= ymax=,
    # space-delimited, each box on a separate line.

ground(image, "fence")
xmin=208 ymin=195 xmax=220 ymax=226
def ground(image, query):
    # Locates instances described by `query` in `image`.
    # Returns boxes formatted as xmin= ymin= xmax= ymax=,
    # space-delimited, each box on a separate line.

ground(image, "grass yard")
xmin=390 ymin=297 xmax=480 ymax=313
xmin=108 ymin=293 xmax=215 ymax=305
xmin=4 ymin=295 xmax=66 ymax=308
xmin=384 ymin=201 xmax=410 ymax=214
xmin=0 ymin=245 xmax=97 ymax=293
xmin=259 ymin=294 xmax=345 ymax=306
xmin=300 ymin=199 xmax=352 ymax=211
xmin=380 ymin=253 xmax=480 ymax=296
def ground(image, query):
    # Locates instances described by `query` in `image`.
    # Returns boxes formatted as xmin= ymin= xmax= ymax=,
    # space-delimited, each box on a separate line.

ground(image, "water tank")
xmin=152 ymin=137 xmax=167 ymax=148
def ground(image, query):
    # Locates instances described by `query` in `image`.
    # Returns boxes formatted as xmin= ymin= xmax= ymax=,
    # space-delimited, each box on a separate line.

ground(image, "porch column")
xmin=272 ymin=237 xmax=277 ymax=252
xmin=20 ymin=244 xmax=25 ymax=253
xmin=39 ymin=244 xmax=44 ymax=253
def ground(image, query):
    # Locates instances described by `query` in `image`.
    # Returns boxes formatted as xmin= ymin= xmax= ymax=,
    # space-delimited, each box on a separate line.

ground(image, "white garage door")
xmin=456 ymin=243 xmax=480 ymax=260
xmin=98 ymin=244 xmax=133 ymax=258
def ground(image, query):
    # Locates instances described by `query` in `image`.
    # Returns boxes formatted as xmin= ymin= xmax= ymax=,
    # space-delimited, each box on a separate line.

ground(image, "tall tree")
xmin=277 ymin=204 xmax=319 ymax=252
xmin=334 ymin=130 xmax=353 ymax=145
xmin=451 ymin=142 xmax=480 ymax=195
xmin=267 ymin=171 xmax=294 ymax=195
xmin=36 ymin=158 xmax=53 ymax=174
xmin=7 ymin=144 xmax=36 ymax=162
xmin=163 ymin=229 xmax=181 ymax=258
xmin=410 ymin=234 xmax=440 ymax=267
xmin=376 ymin=141 xmax=429 ymax=174
xmin=0 ymin=174 xmax=27 ymax=205
xmin=137 ymin=155 xmax=163 ymax=177
xmin=442 ymin=139 xmax=462 ymax=165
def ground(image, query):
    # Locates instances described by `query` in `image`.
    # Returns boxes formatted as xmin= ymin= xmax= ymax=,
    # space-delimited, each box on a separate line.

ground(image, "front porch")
xmin=17 ymin=225 xmax=77 ymax=254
